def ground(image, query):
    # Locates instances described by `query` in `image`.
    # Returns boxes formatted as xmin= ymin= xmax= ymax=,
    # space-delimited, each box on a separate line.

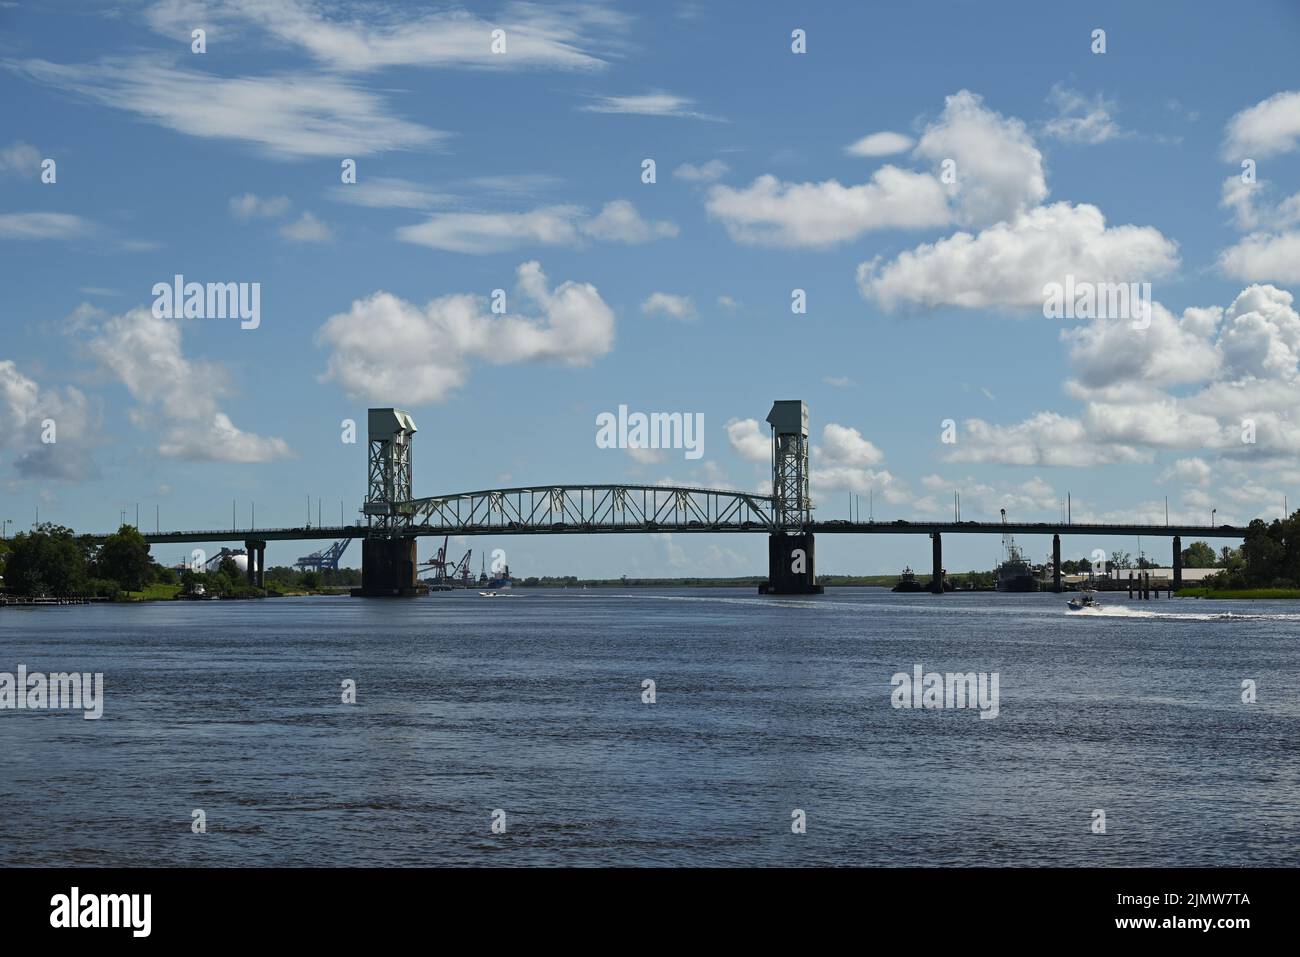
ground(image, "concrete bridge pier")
xmin=1173 ymin=535 xmax=1182 ymax=591
xmin=759 ymin=532 xmax=823 ymax=594
xmin=244 ymin=539 xmax=266 ymax=588
xmin=352 ymin=537 xmax=428 ymax=597
xmin=930 ymin=532 xmax=944 ymax=594
xmin=1052 ymin=534 xmax=1062 ymax=592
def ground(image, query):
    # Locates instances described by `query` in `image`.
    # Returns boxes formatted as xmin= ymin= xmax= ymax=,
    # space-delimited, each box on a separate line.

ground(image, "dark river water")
xmin=1 ymin=588 xmax=1297 ymax=867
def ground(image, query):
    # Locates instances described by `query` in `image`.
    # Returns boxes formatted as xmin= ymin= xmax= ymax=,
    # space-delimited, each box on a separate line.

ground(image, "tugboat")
xmin=995 ymin=509 xmax=1039 ymax=592
xmin=892 ymin=567 xmax=926 ymax=592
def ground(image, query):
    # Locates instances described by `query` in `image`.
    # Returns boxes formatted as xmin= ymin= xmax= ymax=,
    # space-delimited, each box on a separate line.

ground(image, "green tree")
xmin=1110 ymin=551 xmax=1132 ymax=570
xmin=95 ymin=524 xmax=153 ymax=591
xmin=1181 ymin=540 xmax=1216 ymax=568
xmin=3 ymin=524 xmax=88 ymax=597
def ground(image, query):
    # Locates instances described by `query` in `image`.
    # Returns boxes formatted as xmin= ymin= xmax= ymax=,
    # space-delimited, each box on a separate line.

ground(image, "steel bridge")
xmin=85 ymin=401 xmax=1251 ymax=595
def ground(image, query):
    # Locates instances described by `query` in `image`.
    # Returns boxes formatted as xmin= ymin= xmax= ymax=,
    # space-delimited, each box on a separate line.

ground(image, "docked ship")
xmin=995 ymin=509 xmax=1040 ymax=592
xmin=892 ymin=567 xmax=927 ymax=592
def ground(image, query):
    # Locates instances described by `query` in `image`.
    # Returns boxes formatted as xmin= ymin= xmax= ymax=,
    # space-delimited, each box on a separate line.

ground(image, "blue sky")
xmin=3 ymin=0 xmax=1300 ymax=577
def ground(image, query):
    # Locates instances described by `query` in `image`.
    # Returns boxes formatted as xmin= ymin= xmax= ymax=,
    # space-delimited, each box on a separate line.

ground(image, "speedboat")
xmin=1067 ymin=592 xmax=1100 ymax=611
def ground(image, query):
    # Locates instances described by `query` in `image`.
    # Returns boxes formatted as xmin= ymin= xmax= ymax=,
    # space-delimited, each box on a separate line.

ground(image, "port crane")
xmin=293 ymin=539 xmax=351 ymax=572
xmin=419 ymin=536 xmax=474 ymax=587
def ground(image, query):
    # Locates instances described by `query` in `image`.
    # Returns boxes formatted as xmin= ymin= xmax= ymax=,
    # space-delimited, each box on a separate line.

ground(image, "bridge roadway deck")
xmin=87 ymin=519 xmax=1250 ymax=546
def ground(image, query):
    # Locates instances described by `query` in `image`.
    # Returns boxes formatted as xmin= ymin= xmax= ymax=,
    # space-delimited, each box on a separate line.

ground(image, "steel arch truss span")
xmin=403 ymin=485 xmax=778 ymax=535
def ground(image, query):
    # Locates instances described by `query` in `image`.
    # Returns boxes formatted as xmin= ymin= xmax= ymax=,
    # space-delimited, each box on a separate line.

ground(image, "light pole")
xmin=1211 ymin=508 xmax=1217 ymax=528
xmin=1 ymin=519 xmax=10 ymax=539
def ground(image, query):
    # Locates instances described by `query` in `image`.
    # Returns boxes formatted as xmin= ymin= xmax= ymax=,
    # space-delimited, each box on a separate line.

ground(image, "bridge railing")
xmin=402 ymin=484 xmax=781 ymax=534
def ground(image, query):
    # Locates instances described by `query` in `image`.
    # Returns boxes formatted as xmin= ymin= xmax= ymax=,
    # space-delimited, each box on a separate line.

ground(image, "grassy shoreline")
xmin=1176 ymin=587 xmax=1300 ymax=599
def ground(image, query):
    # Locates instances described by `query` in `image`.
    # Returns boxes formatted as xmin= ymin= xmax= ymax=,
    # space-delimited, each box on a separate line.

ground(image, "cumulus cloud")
xmin=705 ymin=167 xmax=949 ymax=247
xmin=641 ymin=292 xmax=696 ymax=320
xmin=845 ymin=131 xmax=913 ymax=157
xmin=1159 ymin=457 xmax=1213 ymax=486
xmin=725 ymin=418 xmax=768 ymax=462
xmin=317 ymin=261 xmax=615 ymax=404
xmin=78 ymin=307 xmax=291 ymax=462
xmin=396 ymin=200 xmax=675 ymax=253
xmin=0 ymin=360 xmax=100 ymax=480
xmin=941 ymin=284 xmax=1300 ymax=467
xmin=812 ymin=423 xmax=898 ymax=499
xmin=1222 ymin=90 xmax=1300 ymax=159
xmin=1218 ymin=231 xmax=1300 ymax=284
xmin=914 ymin=89 xmax=1048 ymax=226
xmin=280 ymin=211 xmax=333 ymax=242
xmin=859 ymin=202 xmax=1180 ymax=311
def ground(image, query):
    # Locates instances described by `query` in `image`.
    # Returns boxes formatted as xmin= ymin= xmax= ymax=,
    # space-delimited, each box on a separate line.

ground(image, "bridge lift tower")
xmin=759 ymin=400 xmax=823 ymax=594
xmin=352 ymin=408 xmax=427 ymax=596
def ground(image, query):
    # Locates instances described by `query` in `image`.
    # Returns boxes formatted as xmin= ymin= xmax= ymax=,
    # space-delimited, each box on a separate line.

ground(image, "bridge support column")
xmin=352 ymin=537 xmax=428 ymax=597
xmin=930 ymin=532 xmax=944 ymax=594
xmin=1052 ymin=534 xmax=1062 ymax=592
xmin=1172 ymin=535 xmax=1182 ymax=592
xmin=759 ymin=532 xmax=823 ymax=595
xmin=244 ymin=540 xmax=266 ymax=588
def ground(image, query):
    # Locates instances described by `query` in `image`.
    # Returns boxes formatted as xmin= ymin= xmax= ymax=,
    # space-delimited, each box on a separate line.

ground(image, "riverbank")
xmin=1177 ymin=587 xmax=1300 ymax=599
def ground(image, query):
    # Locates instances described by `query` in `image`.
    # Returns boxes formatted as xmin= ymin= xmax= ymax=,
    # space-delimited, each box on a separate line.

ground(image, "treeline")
xmin=0 ymin=523 xmax=360 ymax=599
xmin=0 ymin=523 xmax=156 ymax=599
xmin=1202 ymin=515 xmax=1300 ymax=589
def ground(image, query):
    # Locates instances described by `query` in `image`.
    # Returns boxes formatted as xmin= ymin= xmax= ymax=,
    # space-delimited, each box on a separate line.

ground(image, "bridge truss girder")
xmin=401 ymin=484 xmax=778 ymax=535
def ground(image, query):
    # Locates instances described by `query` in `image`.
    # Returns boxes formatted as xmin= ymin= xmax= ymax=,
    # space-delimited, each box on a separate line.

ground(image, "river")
xmin=1 ymin=588 xmax=1296 ymax=866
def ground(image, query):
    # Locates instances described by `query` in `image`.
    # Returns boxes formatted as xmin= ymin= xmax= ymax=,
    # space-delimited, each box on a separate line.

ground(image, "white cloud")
xmin=80 ymin=306 xmax=291 ymax=462
xmin=5 ymin=57 xmax=445 ymax=159
xmin=144 ymin=0 xmax=627 ymax=72
xmin=673 ymin=159 xmax=729 ymax=182
xmin=1043 ymin=84 xmax=1124 ymax=144
xmin=822 ymin=376 xmax=854 ymax=388
xmin=641 ymin=292 xmax=696 ymax=321
xmin=280 ymin=211 xmax=333 ymax=242
xmin=1220 ymin=176 xmax=1300 ymax=232
xmin=717 ymin=295 xmax=740 ymax=311
xmin=939 ymin=284 xmax=1300 ymax=467
xmin=725 ymin=418 xmax=768 ymax=462
xmin=1222 ymin=90 xmax=1300 ymax=159
xmin=317 ymin=261 xmax=615 ymax=404
xmin=914 ymin=89 xmax=1048 ymax=226
xmin=0 ymin=140 xmax=41 ymax=175
xmin=845 ymin=131 xmax=913 ymax=157
xmin=580 ymin=91 xmax=722 ymax=121
xmin=946 ymin=412 xmax=1152 ymax=467
xmin=0 ymin=360 xmax=99 ymax=480
xmin=1218 ymin=231 xmax=1300 ymax=283
xmin=580 ymin=199 xmax=678 ymax=242
xmin=396 ymin=200 xmax=675 ymax=253
xmin=818 ymin=423 xmax=883 ymax=467
xmin=329 ymin=177 xmax=456 ymax=210
xmin=1159 ymin=457 xmax=1213 ymax=486
xmin=229 ymin=193 xmax=291 ymax=220
xmin=0 ymin=212 xmax=98 ymax=241
xmin=705 ymin=167 xmax=949 ymax=248
xmin=859 ymin=202 xmax=1180 ymax=311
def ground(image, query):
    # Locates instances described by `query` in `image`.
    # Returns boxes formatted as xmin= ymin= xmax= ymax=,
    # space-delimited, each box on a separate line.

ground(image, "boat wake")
xmin=1068 ymin=605 xmax=1300 ymax=621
